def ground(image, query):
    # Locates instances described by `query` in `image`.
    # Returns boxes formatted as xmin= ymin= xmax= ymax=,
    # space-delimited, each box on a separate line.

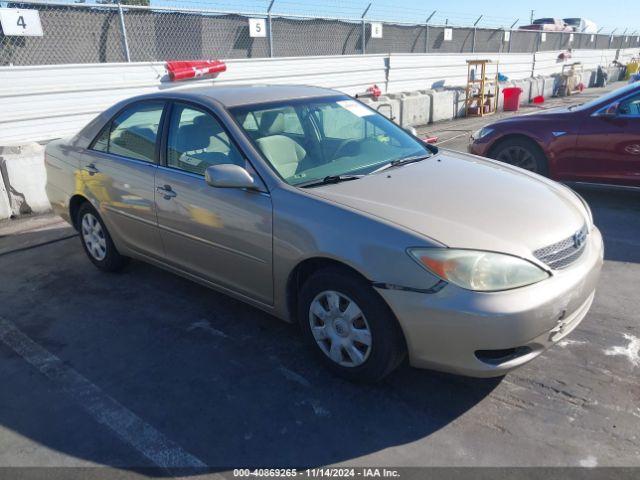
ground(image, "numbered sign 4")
xmin=0 ymin=8 xmax=43 ymax=36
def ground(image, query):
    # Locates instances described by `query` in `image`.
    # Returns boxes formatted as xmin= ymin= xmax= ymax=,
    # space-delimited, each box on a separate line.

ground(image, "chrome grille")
xmin=533 ymin=225 xmax=588 ymax=270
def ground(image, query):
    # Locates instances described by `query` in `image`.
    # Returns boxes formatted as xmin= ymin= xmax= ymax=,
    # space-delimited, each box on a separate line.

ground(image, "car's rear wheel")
xmin=490 ymin=138 xmax=548 ymax=175
xmin=298 ymin=267 xmax=406 ymax=382
xmin=77 ymin=202 xmax=129 ymax=272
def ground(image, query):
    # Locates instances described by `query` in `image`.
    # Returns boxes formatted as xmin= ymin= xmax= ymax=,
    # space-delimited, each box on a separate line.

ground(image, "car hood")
xmin=492 ymin=106 xmax=573 ymax=125
xmin=307 ymin=151 xmax=587 ymax=259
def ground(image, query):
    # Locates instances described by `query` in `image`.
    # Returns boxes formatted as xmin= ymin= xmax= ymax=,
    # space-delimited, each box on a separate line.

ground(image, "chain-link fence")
xmin=2 ymin=1 xmax=640 ymax=66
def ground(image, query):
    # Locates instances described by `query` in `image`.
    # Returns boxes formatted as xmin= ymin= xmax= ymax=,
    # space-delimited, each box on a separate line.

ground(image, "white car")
xmin=564 ymin=18 xmax=598 ymax=34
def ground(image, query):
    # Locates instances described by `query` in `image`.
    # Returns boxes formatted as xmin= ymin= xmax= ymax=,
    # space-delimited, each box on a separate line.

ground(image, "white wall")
xmin=533 ymin=49 xmax=620 ymax=77
xmin=1 ymin=48 xmax=637 ymax=145
xmin=387 ymin=53 xmax=534 ymax=93
xmin=0 ymin=55 xmax=387 ymax=145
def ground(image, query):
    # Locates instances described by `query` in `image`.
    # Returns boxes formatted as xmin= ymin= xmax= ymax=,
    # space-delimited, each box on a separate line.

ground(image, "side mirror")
xmin=205 ymin=164 xmax=258 ymax=190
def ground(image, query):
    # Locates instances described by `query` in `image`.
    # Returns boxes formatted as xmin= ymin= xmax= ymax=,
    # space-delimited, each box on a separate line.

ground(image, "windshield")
xmin=229 ymin=96 xmax=430 ymax=186
xmin=572 ymin=82 xmax=640 ymax=111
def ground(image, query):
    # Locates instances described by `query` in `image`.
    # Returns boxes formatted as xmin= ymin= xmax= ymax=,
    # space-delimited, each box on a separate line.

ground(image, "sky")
xmin=139 ymin=0 xmax=640 ymax=33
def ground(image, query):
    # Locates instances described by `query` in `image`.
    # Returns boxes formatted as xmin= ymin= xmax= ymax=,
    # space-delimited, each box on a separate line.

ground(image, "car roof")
xmin=147 ymin=84 xmax=345 ymax=108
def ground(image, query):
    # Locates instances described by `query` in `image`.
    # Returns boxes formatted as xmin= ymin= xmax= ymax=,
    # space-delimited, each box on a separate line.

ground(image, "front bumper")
xmin=468 ymin=136 xmax=491 ymax=157
xmin=376 ymin=227 xmax=604 ymax=377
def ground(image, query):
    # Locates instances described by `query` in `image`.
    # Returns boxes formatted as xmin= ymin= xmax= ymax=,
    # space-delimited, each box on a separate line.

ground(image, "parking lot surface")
xmin=0 ymin=83 xmax=639 ymax=473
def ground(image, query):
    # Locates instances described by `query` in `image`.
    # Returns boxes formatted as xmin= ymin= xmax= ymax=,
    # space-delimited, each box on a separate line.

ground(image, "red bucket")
xmin=502 ymin=87 xmax=523 ymax=111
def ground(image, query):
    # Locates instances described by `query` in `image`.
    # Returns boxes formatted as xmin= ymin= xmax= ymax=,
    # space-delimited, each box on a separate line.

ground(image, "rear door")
xmin=154 ymin=102 xmax=273 ymax=304
xmin=573 ymin=92 xmax=640 ymax=187
xmin=82 ymin=101 xmax=165 ymax=258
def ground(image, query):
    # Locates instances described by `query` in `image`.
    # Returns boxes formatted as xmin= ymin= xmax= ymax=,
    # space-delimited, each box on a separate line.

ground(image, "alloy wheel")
xmin=496 ymin=146 xmax=538 ymax=172
xmin=81 ymin=213 xmax=107 ymax=261
xmin=308 ymin=290 xmax=372 ymax=367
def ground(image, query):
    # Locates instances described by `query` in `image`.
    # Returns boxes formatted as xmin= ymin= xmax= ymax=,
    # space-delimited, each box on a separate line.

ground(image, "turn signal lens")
xmin=408 ymin=248 xmax=550 ymax=292
xmin=472 ymin=127 xmax=494 ymax=140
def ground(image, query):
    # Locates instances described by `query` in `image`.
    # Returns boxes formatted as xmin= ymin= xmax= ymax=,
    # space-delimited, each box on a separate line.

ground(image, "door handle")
xmin=83 ymin=163 xmax=99 ymax=175
xmin=156 ymin=184 xmax=177 ymax=199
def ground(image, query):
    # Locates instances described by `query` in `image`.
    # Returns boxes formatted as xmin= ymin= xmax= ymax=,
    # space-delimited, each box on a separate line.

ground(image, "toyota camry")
xmin=45 ymin=85 xmax=603 ymax=382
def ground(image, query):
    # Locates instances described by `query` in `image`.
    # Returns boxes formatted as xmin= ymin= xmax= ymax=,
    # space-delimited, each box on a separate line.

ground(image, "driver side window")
xmin=166 ymin=104 xmax=245 ymax=176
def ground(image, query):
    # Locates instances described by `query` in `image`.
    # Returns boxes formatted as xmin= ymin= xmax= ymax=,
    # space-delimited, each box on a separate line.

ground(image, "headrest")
xmin=194 ymin=114 xmax=224 ymax=135
xmin=259 ymin=110 xmax=285 ymax=135
xmin=177 ymin=114 xmax=224 ymax=151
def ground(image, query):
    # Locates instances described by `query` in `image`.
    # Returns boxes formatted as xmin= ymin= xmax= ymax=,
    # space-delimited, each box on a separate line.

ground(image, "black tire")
xmin=298 ymin=267 xmax=406 ymax=383
xmin=77 ymin=202 xmax=129 ymax=272
xmin=490 ymin=137 xmax=549 ymax=176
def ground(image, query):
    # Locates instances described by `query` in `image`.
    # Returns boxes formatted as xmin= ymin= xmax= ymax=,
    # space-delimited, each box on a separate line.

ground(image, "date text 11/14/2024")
xmin=233 ymin=468 xmax=401 ymax=478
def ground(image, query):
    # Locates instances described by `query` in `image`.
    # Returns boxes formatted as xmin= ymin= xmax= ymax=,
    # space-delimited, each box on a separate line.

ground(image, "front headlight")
xmin=472 ymin=127 xmax=494 ymax=140
xmin=408 ymin=248 xmax=550 ymax=292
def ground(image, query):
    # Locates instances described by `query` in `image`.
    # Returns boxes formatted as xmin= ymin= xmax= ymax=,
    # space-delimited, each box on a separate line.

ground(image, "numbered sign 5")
xmin=0 ymin=8 xmax=43 ymax=36
xmin=370 ymin=22 xmax=383 ymax=39
xmin=248 ymin=18 xmax=267 ymax=38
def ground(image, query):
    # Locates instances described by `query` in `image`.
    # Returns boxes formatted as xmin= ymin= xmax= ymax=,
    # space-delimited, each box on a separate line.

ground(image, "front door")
xmin=80 ymin=101 xmax=165 ymax=258
xmin=574 ymin=92 xmax=640 ymax=187
xmin=154 ymin=103 xmax=273 ymax=304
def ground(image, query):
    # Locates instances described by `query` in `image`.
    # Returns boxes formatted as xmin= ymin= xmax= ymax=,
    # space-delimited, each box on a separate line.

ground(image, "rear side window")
xmin=91 ymin=102 xmax=164 ymax=163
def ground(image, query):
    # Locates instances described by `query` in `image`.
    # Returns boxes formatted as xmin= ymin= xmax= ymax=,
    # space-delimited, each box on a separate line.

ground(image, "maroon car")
xmin=469 ymin=82 xmax=640 ymax=188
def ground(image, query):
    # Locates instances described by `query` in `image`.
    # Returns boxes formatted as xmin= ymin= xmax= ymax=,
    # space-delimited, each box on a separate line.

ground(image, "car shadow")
xmin=0 ymin=231 xmax=501 ymax=473
xmin=573 ymin=186 xmax=640 ymax=264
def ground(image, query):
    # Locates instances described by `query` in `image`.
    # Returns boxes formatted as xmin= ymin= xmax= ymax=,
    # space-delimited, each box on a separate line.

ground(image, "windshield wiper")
xmin=370 ymin=154 xmax=432 ymax=174
xmin=298 ymin=174 xmax=363 ymax=188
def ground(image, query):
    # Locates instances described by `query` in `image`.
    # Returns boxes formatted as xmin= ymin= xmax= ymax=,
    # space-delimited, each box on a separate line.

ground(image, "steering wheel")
xmin=332 ymin=139 xmax=361 ymax=160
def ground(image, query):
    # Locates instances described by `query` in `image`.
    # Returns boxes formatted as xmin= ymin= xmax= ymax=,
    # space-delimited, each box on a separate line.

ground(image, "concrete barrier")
xmin=0 ymin=169 xmax=11 ymax=220
xmin=496 ymin=82 xmax=509 ymax=110
xmin=429 ymin=90 xmax=455 ymax=123
xmin=0 ymin=143 xmax=51 ymax=217
xmin=450 ymin=89 xmax=467 ymax=118
xmin=359 ymin=95 xmax=402 ymax=123
xmin=513 ymin=79 xmax=532 ymax=105
xmin=542 ymin=76 xmax=557 ymax=98
xmin=581 ymin=69 xmax=596 ymax=88
xmin=607 ymin=66 xmax=623 ymax=82
xmin=529 ymin=77 xmax=545 ymax=101
xmin=397 ymin=91 xmax=431 ymax=127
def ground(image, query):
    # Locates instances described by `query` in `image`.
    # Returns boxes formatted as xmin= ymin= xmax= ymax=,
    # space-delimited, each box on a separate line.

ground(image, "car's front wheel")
xmin=298 ymin=267 xmax=406 ymax=382
xmin=490 ymin=138 xmax=548 ymax=175
xmin=77 ymin=202 xmax=129 ymax=272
